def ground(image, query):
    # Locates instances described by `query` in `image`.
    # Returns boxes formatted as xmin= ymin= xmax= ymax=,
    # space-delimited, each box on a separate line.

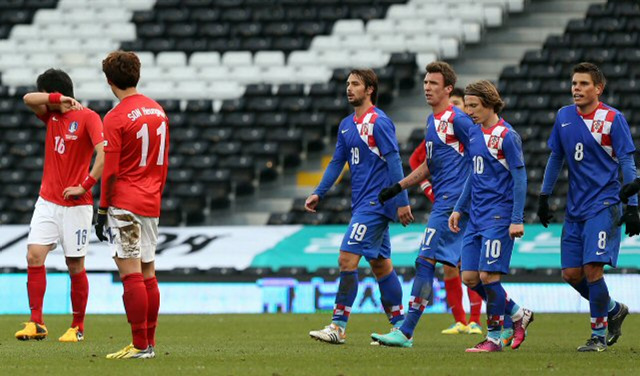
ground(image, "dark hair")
xmin=102 ymin=51 xmax=141 ymax=90
xmin=36 ymin=68 xmax=74 ymax=97
xmin=465 ymin=80 xmax=505 ymax=113
xmin=450 ymin=87 xmax=465 ymax=98
xmin=426 ymin=61 xmax=457 ymax=88
xmin=349 ymin=68 xmax=378 ymax=105
xmin=572 ymin=62 xmax=606 ymax=88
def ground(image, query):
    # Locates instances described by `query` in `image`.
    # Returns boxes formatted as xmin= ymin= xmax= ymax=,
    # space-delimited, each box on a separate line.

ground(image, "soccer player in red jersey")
xmin=406 ymin=88 xmax=485 ymax=335
xmin=94 ymin=51 xmax=169 ymax=359
xmin=15 ymin=69 xmax=104 ymax=343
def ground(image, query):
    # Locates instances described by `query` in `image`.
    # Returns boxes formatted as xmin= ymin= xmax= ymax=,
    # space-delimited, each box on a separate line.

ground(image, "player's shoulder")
xmin=556 ymin=104 xmax=576 ymax=116
xmin=599 ymin=102 xmax=626 ymax=119
xmin=451 ymin=105 xmax=473 ymax=122
xmin=76 ymin=107 xmax=101 ymax=120
xmin=372 ymin=107 xmax=394 ymax=127
xmin=500 ymin=120 xmax=522 ymax=141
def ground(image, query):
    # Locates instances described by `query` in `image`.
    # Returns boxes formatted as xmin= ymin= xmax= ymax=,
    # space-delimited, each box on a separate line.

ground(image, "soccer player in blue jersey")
xmin=449 ymin=80 xmax=533 ymax=352
xmin=538 ymin=62 xmax=638 ymax=352
xmin=306 ymin=68 xmax=414 ymax=344
xmin=371 ymin=62 xmax=480 ymax=347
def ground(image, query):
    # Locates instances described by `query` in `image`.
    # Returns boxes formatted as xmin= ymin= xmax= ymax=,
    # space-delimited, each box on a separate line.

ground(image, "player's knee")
xmin=338 ymin=252 xmax=358 ymax=271
xmin=461 ymin=272 xmax=480 ymax=287
xmin=562 ymin=269 xmax=583 ymax=285
xmin=442 ymin=264 xmax=459 ymax=279
xmin=65 ymin=257 xmax=84 ymax=274
xmin=26 ymin=248 xmax=47 ymax=266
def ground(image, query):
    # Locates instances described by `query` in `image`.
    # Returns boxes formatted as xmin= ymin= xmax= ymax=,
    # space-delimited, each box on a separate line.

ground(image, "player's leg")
xmin=442 ymin=264 xmax=468 ymax=334
xmin=309 ymin=250 xmax=360 ymax=344
xmin=467 ymin=284 xmax=484 ymax=334
xmin=141 ymin=215 xmax=160 ymax=352
xmin=577 ymin=205 xmax=626 ymax=351
xmin=16 ymin=198 xmax=58 ymax=340
xmin=105 ymin=209 xmax=153 ymax=359
xmin=59 ymin=204 xmax=92 ymax=342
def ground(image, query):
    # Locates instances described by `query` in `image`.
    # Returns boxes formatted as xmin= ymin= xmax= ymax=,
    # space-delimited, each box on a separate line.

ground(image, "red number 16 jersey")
xmin=102 ymin=94 xmax=170 ymax=217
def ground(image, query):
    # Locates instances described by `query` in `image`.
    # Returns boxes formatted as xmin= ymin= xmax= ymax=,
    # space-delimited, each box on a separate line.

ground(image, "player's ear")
xmin=595 ymin=83 xmax=604 ymax=96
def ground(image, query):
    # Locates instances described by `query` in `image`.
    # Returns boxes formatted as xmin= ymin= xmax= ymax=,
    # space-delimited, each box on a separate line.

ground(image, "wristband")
xmin=97 ymin=207 xmax=108 ymax=215
xmin=48 ymin=92 xmax=62 ymax=104
xmin=81 ymin=175 xmax=97 ymax=192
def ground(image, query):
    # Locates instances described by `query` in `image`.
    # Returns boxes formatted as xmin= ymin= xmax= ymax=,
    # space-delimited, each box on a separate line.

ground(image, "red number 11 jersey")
xmin=102 ymin=94 xmax=170 ymax=217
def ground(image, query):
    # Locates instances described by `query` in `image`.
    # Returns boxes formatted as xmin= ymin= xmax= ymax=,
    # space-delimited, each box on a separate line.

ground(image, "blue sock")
xmin=470 ymin=283 xmax=487 ymax=301
xmin=483 ymin=281 xmax=506 ymax=341
xmin=400 ymin=258 xmax=435 ymax=338
xmin=505 ymin=295 xmax=521 ymax=319
xmin=503 ymin=314 xmax=513 ymax=329
xmin=378 ymin=269 xmax=405 ymax=327
xmin=588 ymin=278 xmax=609 ymax=339
xmin=332 ymin=270 xmax=358 ymax=329
xmin=571 ymin=277 xmax=620 ymax=318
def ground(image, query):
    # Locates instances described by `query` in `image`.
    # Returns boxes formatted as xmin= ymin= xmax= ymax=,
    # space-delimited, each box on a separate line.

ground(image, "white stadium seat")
xmin=229 ymin=66 xmax=263 ymax=84
xmin=165 ymin=66 xmax=198 ymax=81
xmin=156 ymin=52 xmax=187 ymax=67
xmin=190 ymin=52 xmax=221 ymax=67
xmin=198 ymin=66 xmax=230 ymax=81
xmin=405 ymin=35 xmax=440 ymax=54
xmin=366 ymin=19 xmax=395 ymax=36
xmin=208 ymin=81 xmax=245 ymax=100
xmin=374 ymin=35 xmax=407 ymax=53
xmin=254 ymin=51 xmax=285 ymax=67
xmin=310 ymin=35 xmax=341 ymax=51
xmin=221 ymin=51 xmax=253 ymax=67
xmin=262 ymin=66 xmax=296 ymax=85
xmin=287 ymin=51 xmax=319 ymax=67
xmin=295 ymin=66 xmax=332 ymax=85
xmin=136 ymin=52 xmax=156 ymax=68
xmin=386 ymin=4 xmax=417 ymax=20
xmin=332 ymin=19 xmax=365 ymax=36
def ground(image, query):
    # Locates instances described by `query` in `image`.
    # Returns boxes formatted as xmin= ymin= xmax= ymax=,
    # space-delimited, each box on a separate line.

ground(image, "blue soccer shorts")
xmin=561 ymin=204 xmax=621 ymax=269
xmin=340 ymin=212 xmax=391 ymax=261
xmin=418 ymin=209 xmax=468 ymax=266
xmin=461 ymin=225 xmax=514 ymax=274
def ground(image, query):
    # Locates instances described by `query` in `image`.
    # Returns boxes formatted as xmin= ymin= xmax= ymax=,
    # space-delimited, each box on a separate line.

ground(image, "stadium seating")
xmin=270 ymin=0 xmax=640 ymax=225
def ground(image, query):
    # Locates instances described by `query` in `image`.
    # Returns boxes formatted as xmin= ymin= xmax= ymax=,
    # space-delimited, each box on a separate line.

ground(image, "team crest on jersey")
xmin=592 ymin=120 xmax=604 ymax=132
xmin=69 ymin=121 xmax=78 ymax=133
xmin=488 ymin=135 xmax=500 ymax=149
xmin=437 ymin=120 xmax=449 ymax=133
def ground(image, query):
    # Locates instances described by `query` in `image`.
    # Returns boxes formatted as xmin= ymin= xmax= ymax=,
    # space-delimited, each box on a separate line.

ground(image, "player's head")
xmin=464 ymin=80 xmax=504 ymax=125
xmin=449 ymin=87 xmax=465 ymax=110
xmin=571 ymin=62 xmax=605 ymax=108
xmin=347 ymin=68 xmax=378 ymax=107
xmin=424 ymin=61 xmax=456 ymax=108
xmin=102 ymin=51 xmax=141 ymax=92
xmin=36 ymin=68 xmax=74 ymax=98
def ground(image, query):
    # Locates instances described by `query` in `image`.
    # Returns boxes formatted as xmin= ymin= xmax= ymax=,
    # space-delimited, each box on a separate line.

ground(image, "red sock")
xmin=27 ymin=265 xmax=47 ymax=324
xmin=144 ymin=276 xmax=160 ymax=347
xmin=70 ymin=269 xmax=89 ymax=332
xmin=122 ymin=273 xmax=148 ymax=350
xmin=444 ymin=276 xmax=466 ymax=325
xmin=468 ymin=286 xmax=483 ymax=324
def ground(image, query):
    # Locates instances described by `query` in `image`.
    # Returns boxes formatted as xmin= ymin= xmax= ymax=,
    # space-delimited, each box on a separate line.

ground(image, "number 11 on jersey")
xmin=136 ymin=121 xmax=167 ymax=167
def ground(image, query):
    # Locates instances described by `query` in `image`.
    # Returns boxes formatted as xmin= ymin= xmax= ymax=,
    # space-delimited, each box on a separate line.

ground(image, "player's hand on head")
xmin=397 ymin=205 xmax=413 ymax=227
xmin=509 ymin=223 xmax=525 ymax=239
xmin=304 ymin=194 xmax=319 ymax=213
xmin=448 ymin=211 xmax=461 ymax=233
xmin=536 ymin=194 xmax=553 ymax=228
xmin=618 ymin=205 xmax=640 ymax=237
xmin=378 ymin=183 xmax=402 ymax=205
xmin=620 ymin=178 xmax=640 ymax=204
xmin=59 ymin=96 xmax=83 ymax=113
xmin=62 ymin=184 xmax=87 ymax=200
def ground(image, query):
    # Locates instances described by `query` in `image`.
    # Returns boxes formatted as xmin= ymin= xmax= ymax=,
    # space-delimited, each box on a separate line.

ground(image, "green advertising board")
xmin=252 ymin=224 xmax=640 ymax=271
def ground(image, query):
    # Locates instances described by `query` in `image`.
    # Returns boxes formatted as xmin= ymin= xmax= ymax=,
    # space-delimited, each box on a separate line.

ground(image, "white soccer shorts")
xmin=107 ymin=207 xmax=159 ymax=263
xmin=27 ymin=196 xmax=93 ymax=257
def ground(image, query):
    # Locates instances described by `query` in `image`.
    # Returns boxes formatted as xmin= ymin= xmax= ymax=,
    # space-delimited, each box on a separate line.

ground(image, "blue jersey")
xmin=425 ymin=104 xmax=474 ymax=211
xmin=467 ymin=119 xmax=525 ymax=230
xmin=334 ymin=106 xmax=401 ymax=220
xmin=548 ymin=103 xmax=635 ymax=221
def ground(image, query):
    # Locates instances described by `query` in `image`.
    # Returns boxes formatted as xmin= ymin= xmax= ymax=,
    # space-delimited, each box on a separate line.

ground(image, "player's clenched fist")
xmin=448 ymin=211 xmax=462 ymax=233
xmin=304 ymin=194 xmax=319 ymax=213
xmin=509 ymin=223 xmax=525 ymax=239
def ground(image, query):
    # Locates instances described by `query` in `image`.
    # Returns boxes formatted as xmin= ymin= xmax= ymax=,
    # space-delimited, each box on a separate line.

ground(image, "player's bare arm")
xmin=399 ymin=160 xmax=431 ymax=190
xmin=23 ymin=92 xmax=83 ymax=116
xmin=63 ymin=143 xmax=105 ymax=200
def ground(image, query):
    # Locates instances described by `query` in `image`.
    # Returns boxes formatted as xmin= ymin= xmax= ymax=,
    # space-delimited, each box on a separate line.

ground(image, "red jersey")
xmin=102 ymin=94 xmax=169 ymax=217
xmin=38 ymin=108 xmax=103 ymax=206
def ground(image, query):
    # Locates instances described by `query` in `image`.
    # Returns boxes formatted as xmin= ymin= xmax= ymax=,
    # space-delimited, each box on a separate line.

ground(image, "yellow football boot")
xmin=59 ymin=327 xmax=84 ymax=342
xmin=15 ymin=322 xmax=48 ymax=341
xmin=467 ymin=322 xmax=483 ymax=335
xmin=106 ymin=343 xmax=155 ymax=359
xmin=441 ymin=322 xmax=469 ymax=334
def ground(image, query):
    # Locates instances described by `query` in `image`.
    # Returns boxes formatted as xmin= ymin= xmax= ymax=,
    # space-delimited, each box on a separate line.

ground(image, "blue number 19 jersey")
xmin=548 ymin=103 xmax=635 ymax=221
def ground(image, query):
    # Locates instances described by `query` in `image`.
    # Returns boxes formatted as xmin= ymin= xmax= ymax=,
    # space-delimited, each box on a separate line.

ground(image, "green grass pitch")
xmin=1 ymin=313 xmax=639 ymax=375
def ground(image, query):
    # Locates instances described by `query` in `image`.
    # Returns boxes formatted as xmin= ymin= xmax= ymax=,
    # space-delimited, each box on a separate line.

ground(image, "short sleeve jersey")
xmin=548 ymin=102 xmax=635 ymax=221
xmin=38 ymin=108 xmax=103 ymax=206
xmin=102 ymin=94 xmax=170 ymax=217
xmin=425 ymin=104 xmax=474 ymax=211
xmin=334 ymin=106 xmax=401 ymax=220
xmin=467 ymin=119 xmax=525 ymax=230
